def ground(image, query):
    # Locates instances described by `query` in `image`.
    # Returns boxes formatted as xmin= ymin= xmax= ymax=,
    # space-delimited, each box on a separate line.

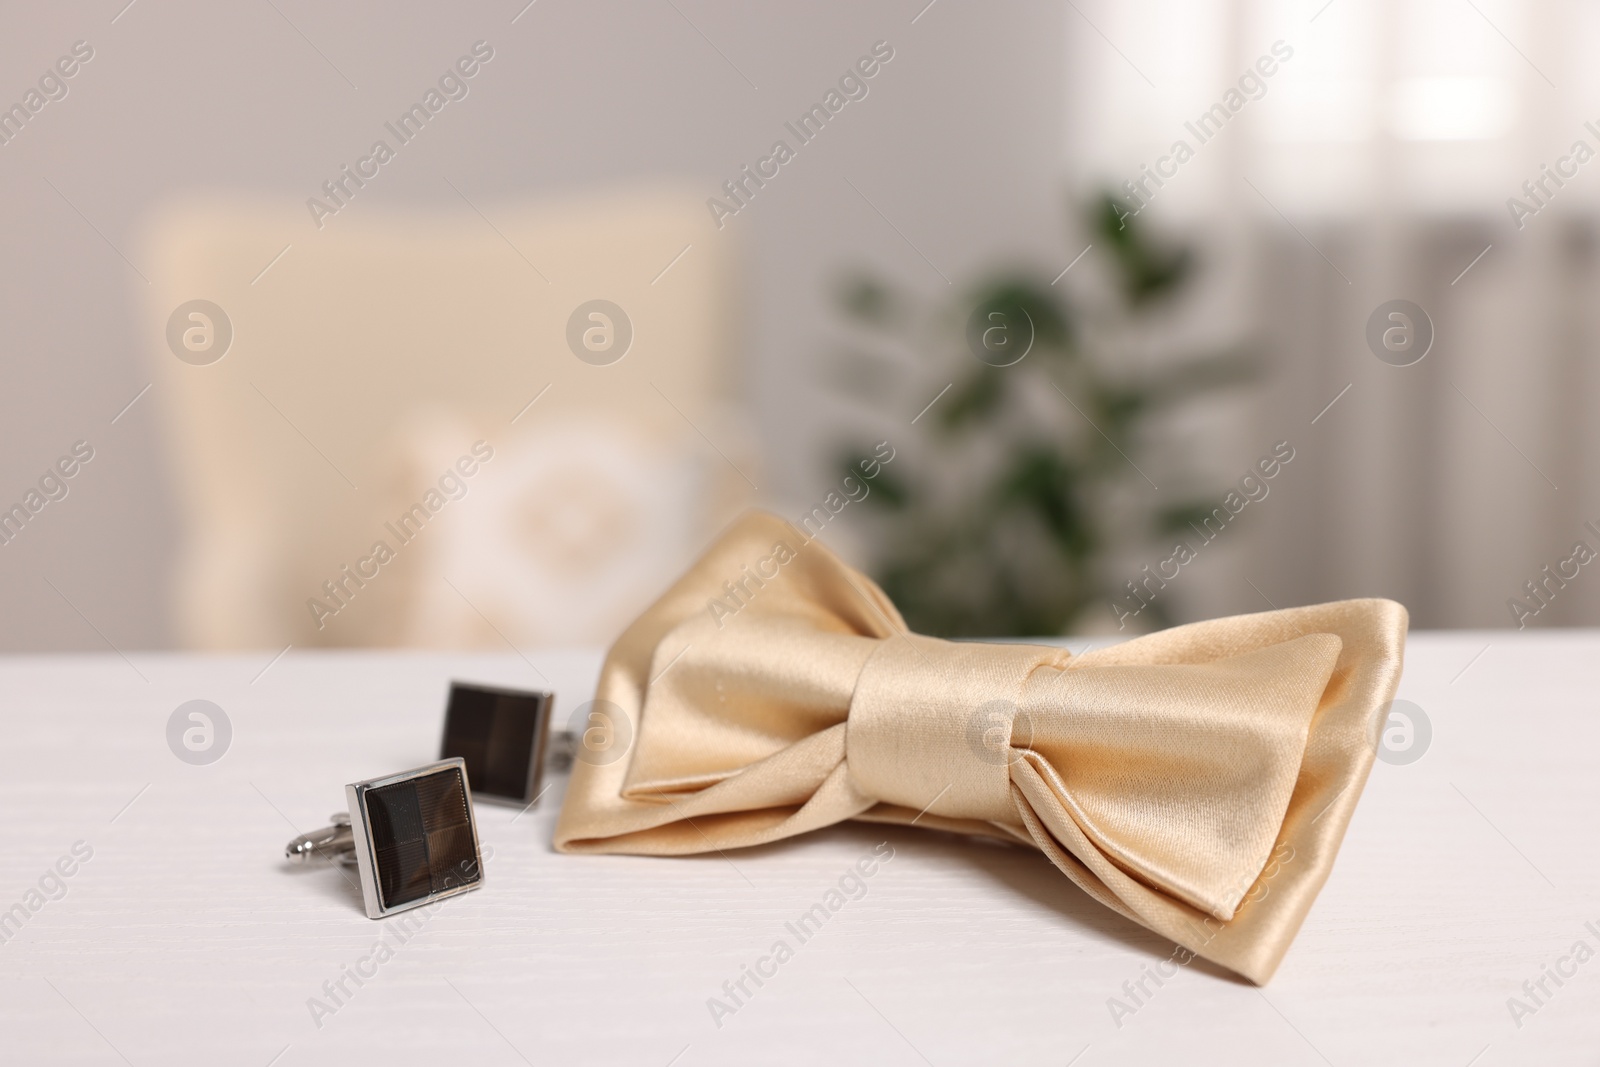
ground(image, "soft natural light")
xmin=1390 ymin=76 xmax=1516 ymax=140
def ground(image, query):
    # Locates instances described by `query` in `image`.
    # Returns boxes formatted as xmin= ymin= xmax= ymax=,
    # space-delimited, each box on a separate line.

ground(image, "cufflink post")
xmin=548 ymin=728 xmax=575 ymax=772
xmin=285 ymin=812 xmax=356 ymax=866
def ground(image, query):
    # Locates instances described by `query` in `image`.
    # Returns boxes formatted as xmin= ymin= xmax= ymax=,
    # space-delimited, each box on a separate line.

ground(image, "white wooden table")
xmin=1 ymin=632 xmax=1595 ymax=1065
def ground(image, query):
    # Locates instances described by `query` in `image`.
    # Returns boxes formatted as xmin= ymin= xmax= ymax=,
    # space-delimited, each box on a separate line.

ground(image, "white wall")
xmin=0 ymin=0 xmax=1067 ymax=651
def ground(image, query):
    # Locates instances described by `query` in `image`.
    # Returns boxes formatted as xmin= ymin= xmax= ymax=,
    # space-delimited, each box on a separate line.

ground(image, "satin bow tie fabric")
xmin=555 ymin=512 xmax=1407 ymax=984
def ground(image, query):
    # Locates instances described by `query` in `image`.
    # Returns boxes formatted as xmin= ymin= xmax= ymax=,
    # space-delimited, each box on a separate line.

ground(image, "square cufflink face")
xmin=439 ymin=682 xmax=554 ymax=806
xmin=346 ymin=758 xmax=483 ymax=919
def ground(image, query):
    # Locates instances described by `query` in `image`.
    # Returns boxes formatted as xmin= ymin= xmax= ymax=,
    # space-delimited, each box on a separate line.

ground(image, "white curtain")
xmin=1064 ymin=0 xmax=1600 ymax=628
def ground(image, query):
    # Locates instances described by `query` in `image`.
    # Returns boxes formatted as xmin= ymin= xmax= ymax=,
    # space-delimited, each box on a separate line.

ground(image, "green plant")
xmin=834 ymin=194 xmax=1254 ymax=637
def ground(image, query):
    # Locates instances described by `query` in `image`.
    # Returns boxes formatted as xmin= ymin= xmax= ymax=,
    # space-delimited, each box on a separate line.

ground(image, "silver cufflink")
xmin=283 ymin=683 xmax=575 ymax=917
xmin=286 ymin=758 xmax=484 ymax=918
xmin=441 ymin=681 xmax=560 ymax=806
xmin=439 ymin=681 xmax=571 ymax=805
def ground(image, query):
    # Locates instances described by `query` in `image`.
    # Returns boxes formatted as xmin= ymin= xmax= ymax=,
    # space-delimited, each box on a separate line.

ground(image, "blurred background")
xmin=2 ymin=0 xmax=1595 ymax=654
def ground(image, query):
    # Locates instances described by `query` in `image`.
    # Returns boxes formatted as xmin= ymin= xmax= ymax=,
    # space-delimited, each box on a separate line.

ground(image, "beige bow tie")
xmin=554 ymin=511 xmax=1407 ymax=984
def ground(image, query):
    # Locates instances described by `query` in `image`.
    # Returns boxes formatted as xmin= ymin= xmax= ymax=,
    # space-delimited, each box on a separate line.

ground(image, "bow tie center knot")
xmin=845 ymin=635 xmax=1061 ymax=824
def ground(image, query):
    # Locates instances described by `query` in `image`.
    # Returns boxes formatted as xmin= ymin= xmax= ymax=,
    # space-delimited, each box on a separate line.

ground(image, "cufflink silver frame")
xmin=285 ymin=758 xmax=484 ymax=919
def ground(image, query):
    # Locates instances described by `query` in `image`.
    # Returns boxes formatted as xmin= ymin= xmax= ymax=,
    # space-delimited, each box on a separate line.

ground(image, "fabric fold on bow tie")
xmin=554 ymin=511 xmax=1408 ymax=984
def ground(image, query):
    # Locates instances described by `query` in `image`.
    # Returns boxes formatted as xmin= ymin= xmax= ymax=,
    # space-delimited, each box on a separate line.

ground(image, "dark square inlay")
xmin=364 ymin=764 xmax=478 ymax=909
xmin=440 ymin=682 xmax=552 ymax=803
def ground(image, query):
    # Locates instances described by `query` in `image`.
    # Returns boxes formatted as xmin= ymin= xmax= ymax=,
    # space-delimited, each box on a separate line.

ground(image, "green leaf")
xmin=1090 ymin=192 xmax=1194 ymax=306
xmin=837 ymin=273 xmax=900 ymax=326
xmin=994 ymin=448 xmax=1093 ymax=559
xmin=839 ymin=450 xmax=910 ymax=509
xmin=938 ymin=369 xmax=1007 ymax=430
xmin=1155 ymin=501 xmax=1226 ymax=535
xmin=968 ymin=278 xmax=1073 ymax=352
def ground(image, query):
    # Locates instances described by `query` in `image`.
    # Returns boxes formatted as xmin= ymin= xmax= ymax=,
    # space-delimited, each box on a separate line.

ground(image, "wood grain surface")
xmin=0 ymin=631 xmax=1594 ymax=1065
